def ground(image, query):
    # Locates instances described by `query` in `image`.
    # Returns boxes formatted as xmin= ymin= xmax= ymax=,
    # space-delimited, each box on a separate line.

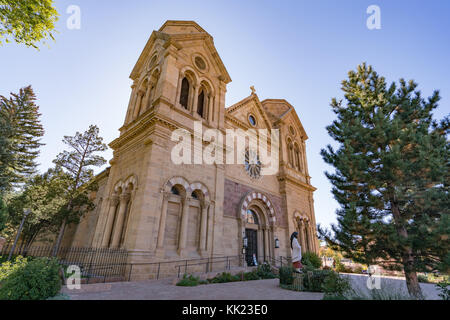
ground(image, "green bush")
xmin=256 ymin=263 xmax=277 ymax=279
xmin=209 ymin=272 xmax=240 ymax=283
xmin=322 ymin=271 xmax=353 ymax=299
xmin=243 ymin=270 xmax=260 ymax=281
xmin=436 ymin=281 xmax=450 ymax=300
xmin=279 ymin=266 xmax=294 ymax=285
xmin=0 ymin=256 xmax=62 ymax=300
xmin=176 ymin=274 xmax=201 ymax=286
xmin=302 ymin=252 xmax=322 ymax=269
xmin=303 ymin=269 xmax=332 ymax=292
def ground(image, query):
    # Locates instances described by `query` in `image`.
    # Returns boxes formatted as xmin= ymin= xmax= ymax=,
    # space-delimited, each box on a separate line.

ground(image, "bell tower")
xmin=119 ymin=20 xmax=232 ymax=136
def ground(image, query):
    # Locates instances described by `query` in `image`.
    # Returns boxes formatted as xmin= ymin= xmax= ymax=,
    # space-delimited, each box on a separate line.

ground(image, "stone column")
xmin=199 ymin=200 xmax=210 ymax=254
xmin=192 ymin=86 xmax=199 ymax=115
xmin=263 ymin=227 xmax=270 ymax=261
xmin=141 ymin=83 xmax=152 ymax=115
xmin=101 ymin=195 xmax=120 ymax=247
xmin=155 ymin=192 xmax=169 ymax=254
xmin=299 ymin=221 xmax=306 ymax=253
xmin=132 ymin=90 xmax=145 ymax=120
xmin=110 ymin=194 xmax=130 ymax=248
xmin=305 ymin=222 xmax=312 ymax=252
xmin=125 ymin=84 xmax=137 ymax=124
xmin=177 ymin=196 xmax=191 ymax=256
xmin=175 ymin=73 xmax=183 ymax=106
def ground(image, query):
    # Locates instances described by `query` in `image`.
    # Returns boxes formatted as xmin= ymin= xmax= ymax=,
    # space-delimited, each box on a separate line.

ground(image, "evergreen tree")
xmin=0 ymin=197 xmax=7 ymax=233
xmin=320 ymin=63 xmax=449 ymax=299
xmin=0 ymin=86 xmax=45 ymax=193
xmin=51 ymin=125 xmax=107 ymax=255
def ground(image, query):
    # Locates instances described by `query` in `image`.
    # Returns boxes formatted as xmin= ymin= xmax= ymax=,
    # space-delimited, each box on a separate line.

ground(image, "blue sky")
xmin=1 ymin=0 xmax=449 ymax=230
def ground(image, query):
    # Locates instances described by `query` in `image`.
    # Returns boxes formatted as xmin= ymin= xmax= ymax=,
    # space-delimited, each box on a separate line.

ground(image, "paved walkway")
xmin=62 ymin=278 xmax=324 ymax=300
xmin=62 ymin=273 xmax=442 ymax=300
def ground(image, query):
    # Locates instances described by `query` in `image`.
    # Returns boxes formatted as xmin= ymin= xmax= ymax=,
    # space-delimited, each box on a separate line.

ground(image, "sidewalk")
xmin=62 ymin=278 xmax=324 ymax=300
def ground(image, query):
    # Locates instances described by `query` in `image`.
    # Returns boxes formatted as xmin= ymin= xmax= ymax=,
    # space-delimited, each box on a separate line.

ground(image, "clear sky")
xmin=1 ymin=0 xmax=449 ymax=231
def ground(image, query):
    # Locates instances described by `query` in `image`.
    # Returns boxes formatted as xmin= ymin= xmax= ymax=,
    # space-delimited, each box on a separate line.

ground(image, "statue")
xmin=290 ymin=232 xmax=302 ymax=273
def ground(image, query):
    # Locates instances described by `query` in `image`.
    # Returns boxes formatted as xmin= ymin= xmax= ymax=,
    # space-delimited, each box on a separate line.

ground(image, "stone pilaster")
xmin=110 ymin=194 xmax=130 ymax=248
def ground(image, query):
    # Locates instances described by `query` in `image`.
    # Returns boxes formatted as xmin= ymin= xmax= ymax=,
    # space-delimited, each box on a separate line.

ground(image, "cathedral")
xmin=65 ymin=20 xmax=318 ymax=276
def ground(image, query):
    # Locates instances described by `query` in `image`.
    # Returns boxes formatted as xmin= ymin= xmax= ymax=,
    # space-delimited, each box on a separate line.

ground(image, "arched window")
xmin=246 ymin=209 xmax=259 ymax=225
xmin=197 ymin=89 xmax=205 ymax=118
xmin=179 ymin=77 xmax=190 ymax=109
xmin=171 ymin=186 xmax=180 ymax=195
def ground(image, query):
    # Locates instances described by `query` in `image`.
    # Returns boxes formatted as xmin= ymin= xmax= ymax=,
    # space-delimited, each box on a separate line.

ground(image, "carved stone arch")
xmin=164 ymin=176 xmax=191 ymax=194
xmin=124 ymin=175 xmax=138 ymax=192
xmin=113 ymin=180 xmax=125 ymax=194
xmin=179 ymin=66 xmax=199 ymax=86
xmin=189 ymin=181 xmax=210 ymax=203
xmin=198 ymin=76 xmax=215 ymax=96
xmin=239 ymin=191 xmax=277 ymax=226
xmin=293 ymin=210 xmax=309 ymax=222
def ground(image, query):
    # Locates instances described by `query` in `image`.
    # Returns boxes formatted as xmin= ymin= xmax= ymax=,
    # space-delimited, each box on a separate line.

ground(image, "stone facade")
xmin=66 ymin=20 xmax=318 ymax=278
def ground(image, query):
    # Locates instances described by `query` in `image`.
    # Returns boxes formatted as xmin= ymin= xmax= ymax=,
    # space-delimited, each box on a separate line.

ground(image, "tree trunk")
xmin=52 ymin=218 xmax=66 ymax=257
xmin=391 ymin=200 xmax=424 ymax=299
xmin=403 ymin=261 xmax=423 ymax=300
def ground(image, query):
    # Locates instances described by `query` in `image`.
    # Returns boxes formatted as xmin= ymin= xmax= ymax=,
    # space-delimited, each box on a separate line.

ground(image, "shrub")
xmin=243 ymin=270 xmax=260 ymax=281
xmin=176 ymin=274 xmax=201 ymax=286
xmin=302 ymin=252 xmax=322 ymax=269
xmin=256 ymin=263 xmax=277 ymax=279
xmin=303 ymin=269 xmax=332 ymax=292
xmin=209 ymin=272 xmax=240 ymax=283
xmin=436 ymin=281 xmax=450 ymax=300
xmin=279 ymin=266 xmax=294 ymax=285
xmin=0 ymin=257 xmax=62 ymax=300
xmin=322 ymin=271 xmax=353 ymax=299
xmin=353 ymin=266 xmax=364 ymax=274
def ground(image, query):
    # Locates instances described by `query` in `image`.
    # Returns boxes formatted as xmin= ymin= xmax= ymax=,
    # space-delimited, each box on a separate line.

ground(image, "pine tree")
xmin=320 ymin=63 xmax=449 ymax=299
xmin=0 ymin=197 xmax=7 ymax=233
xmin=0 ymin=86 xmax=45 ymax=193
xmin=51 ymin=125 xmax=107 ymax=255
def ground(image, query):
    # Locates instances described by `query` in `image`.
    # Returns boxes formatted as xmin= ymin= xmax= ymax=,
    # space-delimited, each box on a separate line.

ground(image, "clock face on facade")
xmin=245 ymin=150 xmax=262 ymax=179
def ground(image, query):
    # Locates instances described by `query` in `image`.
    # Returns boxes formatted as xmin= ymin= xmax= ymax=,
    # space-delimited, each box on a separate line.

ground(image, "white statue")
xmin=290 ymin=232 xmax=302 ymax=273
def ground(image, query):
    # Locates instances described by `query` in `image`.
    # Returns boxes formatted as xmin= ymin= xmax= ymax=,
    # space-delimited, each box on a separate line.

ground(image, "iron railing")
xmin=1 ymin=244 xmax=292 ymax=283
xmin=1 ymin=245 xmax=129 ymax=284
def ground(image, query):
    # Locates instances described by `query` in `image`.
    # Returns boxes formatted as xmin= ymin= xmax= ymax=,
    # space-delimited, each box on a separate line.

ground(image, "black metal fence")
xmin=1 ymin=244 xmax=292 ymax=283
xmin=0 ymin=245 xmax=129 ymax=284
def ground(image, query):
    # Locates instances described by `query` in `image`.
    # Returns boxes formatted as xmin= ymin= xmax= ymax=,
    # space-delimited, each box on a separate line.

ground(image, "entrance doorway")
xmin=245 ymin=229 xmax=258 ymax=266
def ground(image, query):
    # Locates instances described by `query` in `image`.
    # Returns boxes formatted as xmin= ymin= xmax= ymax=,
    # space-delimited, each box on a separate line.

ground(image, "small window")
xmin=248 ymin=115 xmax=256 ymax=127
xmin=191 ymin=191 xmax=198 ymax=199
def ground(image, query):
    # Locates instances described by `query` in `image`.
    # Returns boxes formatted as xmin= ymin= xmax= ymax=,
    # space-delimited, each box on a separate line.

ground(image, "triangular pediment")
xmin=130 ymin=21 xmax=231 ymax=83
xmin=261 ymin=99 xmax=308 ymax=140
xmin=226 ymin=93 xmax=273 ymax=130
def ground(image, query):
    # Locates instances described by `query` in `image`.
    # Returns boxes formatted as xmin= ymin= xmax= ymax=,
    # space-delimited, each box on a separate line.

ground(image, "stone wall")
xmin=223 ymin=178 xmax=286 ymax=228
